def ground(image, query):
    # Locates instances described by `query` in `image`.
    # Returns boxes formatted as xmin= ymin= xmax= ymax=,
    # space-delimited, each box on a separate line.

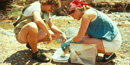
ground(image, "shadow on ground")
xmin=3 ymin=49 xmax=79 ymax=65
xmin=4 ymin=50 xmax=41 ymax=65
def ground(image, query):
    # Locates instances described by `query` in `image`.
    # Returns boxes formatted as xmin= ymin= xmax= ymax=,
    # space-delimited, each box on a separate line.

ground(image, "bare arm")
xmin=33 ymin=11 xmax=50 ymax=35
xmin=73 ymin=11 xmax=96 ymax=42
xmin=48 ymin=19 xmax=67 ymax=41
xmin=48 ymin=20 xmax=63 ymax=33
xmin=33 ymin=11 xmax=52 ymax=43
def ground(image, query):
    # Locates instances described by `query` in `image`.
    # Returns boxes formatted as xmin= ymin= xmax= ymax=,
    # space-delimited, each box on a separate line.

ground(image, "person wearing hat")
xmin=61 ymin=0 xmax=122 ymax=63
xmin=13 ymin=0 xmax=66 ymax=62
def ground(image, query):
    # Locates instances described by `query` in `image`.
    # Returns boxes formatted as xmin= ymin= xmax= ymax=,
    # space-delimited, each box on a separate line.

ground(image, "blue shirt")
xmin=86 ymin=9 xmax=119 ymax=41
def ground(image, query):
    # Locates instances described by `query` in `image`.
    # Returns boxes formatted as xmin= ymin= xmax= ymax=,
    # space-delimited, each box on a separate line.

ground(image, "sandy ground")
xmin=0 ymin=14 xmax=130 ymax=65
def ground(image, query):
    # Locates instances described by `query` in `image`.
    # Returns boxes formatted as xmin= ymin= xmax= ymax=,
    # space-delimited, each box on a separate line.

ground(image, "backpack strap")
xmin=13 ymin=14 xmax=33 ymax=27
xmin=13 ymin=5 xmax=32 ymax=27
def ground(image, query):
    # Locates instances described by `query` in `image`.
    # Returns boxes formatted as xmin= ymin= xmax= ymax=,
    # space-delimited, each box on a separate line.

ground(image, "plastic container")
xmin=52 ymin=48 xmax=70 ymax=63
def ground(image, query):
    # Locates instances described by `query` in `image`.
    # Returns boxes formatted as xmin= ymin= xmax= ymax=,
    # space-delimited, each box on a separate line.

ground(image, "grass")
xmin=8 ymin=10 xmax=22 ymax=19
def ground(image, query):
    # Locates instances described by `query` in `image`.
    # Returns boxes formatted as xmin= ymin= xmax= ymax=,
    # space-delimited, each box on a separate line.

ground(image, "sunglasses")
xmin=51 ymin=6 xmax=55 ymax=10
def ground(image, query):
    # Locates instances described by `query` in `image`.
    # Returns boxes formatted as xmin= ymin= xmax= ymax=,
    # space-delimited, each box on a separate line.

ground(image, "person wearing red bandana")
xmin=61 ymin=0 xmax=122 ymax=63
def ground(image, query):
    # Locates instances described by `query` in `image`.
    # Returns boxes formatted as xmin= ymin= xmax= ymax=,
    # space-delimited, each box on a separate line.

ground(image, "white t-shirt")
xmin=23 ymin=2 xmax=41 ymax=16
xmin=22 ymin=2 xmax=50 ymax=22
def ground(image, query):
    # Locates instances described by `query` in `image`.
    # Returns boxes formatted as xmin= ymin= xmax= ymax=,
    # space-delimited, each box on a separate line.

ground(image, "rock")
xmin=125 ymin=16 xmax=129 ymax=18
xmin=115 ymin=15 xmax=121 ymax=18
xmin=0 ymin=30 xmax=14 ymax=36
xmin=128 ymin=20 xmax=130 ymax=22
xmin=68 ymin=21 xmax=72 ymax=23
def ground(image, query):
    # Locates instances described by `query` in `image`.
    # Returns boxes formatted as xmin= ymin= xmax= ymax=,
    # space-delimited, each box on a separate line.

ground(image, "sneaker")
xmin=32 ymin=50 xmax=50 ymax=62
xmin=26 ymin=43 xmax=32 ymax=49
xmin=101 ymin=53 xmax=117 ymax=63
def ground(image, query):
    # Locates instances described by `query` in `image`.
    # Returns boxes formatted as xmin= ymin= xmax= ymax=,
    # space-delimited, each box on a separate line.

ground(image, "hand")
xmin=46 ymin=34 xmax=52 ymax=44
xmin=61 ymin=37 xmax=84 ymax=50
xmin=61 ymin=33 xmax=67 ymax=43
xmin=61 ymin=37 xmax=73 ymax=50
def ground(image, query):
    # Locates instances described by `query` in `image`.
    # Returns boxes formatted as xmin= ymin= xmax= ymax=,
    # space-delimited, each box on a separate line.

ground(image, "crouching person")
xmin=61 ymin=0 xmax=122 ymax=63
xmin=13 ymin=0 xmax=66 ymax=62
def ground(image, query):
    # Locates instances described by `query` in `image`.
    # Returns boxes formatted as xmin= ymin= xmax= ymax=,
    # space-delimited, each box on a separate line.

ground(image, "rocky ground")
xmin=0 ymin=14 xmax=130 ymax=65
xmin=0 ymin=2 xmax=130 ymax=65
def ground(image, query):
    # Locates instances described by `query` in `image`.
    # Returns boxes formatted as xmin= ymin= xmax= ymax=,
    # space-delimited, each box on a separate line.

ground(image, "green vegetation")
xmin=8 ymin=10 xmax=22 ymax=19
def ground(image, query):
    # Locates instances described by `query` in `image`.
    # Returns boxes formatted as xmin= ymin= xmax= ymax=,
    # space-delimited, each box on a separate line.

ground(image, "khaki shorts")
xmin=102 ymin=32 xmax=122 ymax=53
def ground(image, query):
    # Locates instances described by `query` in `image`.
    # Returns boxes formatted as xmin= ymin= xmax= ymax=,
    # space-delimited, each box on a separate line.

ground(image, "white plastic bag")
xmin=70 ymin=44 xmax=97 ymax=65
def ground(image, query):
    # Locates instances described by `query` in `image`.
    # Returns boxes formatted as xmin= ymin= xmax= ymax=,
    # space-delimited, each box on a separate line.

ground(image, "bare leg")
xmin=16 ymin=22 xmax=50 ymax=62
xmin=18 ymin=22 xmax=38 ymax=53
xmin=37 ymin=30 xmax=60 ymax=42
xmin=82 ymin=36 xmax=112 ymax=55
xmin=37 ymin=29 xmax=47 ymax=42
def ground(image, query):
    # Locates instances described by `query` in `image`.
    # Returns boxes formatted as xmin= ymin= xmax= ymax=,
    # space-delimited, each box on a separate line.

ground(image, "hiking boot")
xmin=26 ymin=43 xmax=32 ymax=49
xmin=101 ymin=53 xmax=117 ymax=63
xmin=26 ymin=43 xmax=42 ymax=52
xmin=32 ymin=50 xmax=50 ymax=62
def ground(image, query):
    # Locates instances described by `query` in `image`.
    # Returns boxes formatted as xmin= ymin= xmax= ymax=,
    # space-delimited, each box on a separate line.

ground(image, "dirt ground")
xmin=0 ymin=1 xmax=130 ymax=65
xmin=0 ymin=14 xmax=130 ymax=65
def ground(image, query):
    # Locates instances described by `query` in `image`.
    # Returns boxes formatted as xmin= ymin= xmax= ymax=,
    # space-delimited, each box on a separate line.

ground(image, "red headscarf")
xmin=69 ymin=0 xmax=87 ymax=12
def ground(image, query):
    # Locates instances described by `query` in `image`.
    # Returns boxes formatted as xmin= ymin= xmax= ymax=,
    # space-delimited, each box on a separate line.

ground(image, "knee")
xmin=26 ymin=22 xmax=38 ymax=33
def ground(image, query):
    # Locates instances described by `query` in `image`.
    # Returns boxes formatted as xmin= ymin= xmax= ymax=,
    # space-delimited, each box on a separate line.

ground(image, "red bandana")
xmin=69 ymin=0 xmax=87 ymax=12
